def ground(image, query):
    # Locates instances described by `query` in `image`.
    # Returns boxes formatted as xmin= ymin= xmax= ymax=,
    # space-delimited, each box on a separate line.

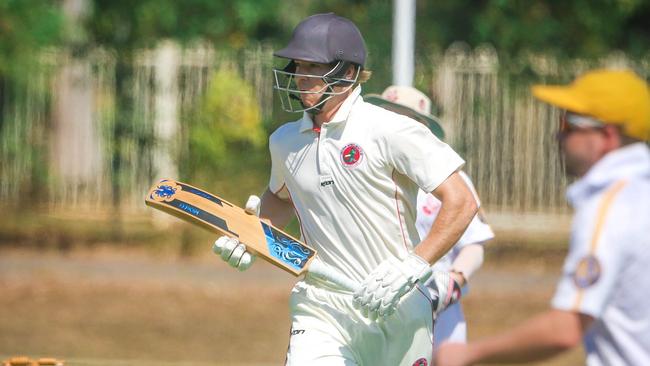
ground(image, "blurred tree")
xmin=0 ymin=1 xmax=63 ymax=205
xmin=185 ymin=67 xmax=266 ymax=188
xmin=81 ymin=0 xmax=650 ymax=95
xmin=415 ymin=0 xmax=650 ymax=60
xmin=0 ymin=0 xmax=63 ymax=125
xmin=83 ymin=0 xmax=288 ymax=207
xmin=0 ymin=0 xmax=63 ymax=80
xmin=85 ymin=0 xmax=286 ymax=50
xmin=176 ymin=65 xmax=269 ymax=255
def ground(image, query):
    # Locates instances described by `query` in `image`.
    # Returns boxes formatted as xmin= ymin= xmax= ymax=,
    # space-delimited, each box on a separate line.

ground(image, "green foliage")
xmin=0 ymin=1 xmax=61 ymax=204
xmin=415 ymin=0 xmax=650 ymax=60
xmin=0 ymin=0 xmax=63 ymax=82
xmin=77 ymin=0 xmax=650 ymax=97
xmin=185 ymin=67 xmax=267 ymax=196
xmin=86 ymin=0 xmax=286 ymax=50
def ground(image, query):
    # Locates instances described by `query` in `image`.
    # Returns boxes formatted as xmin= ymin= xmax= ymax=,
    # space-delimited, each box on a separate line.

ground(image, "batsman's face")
xmin=294 ymin=61 xmax=332 ymax=106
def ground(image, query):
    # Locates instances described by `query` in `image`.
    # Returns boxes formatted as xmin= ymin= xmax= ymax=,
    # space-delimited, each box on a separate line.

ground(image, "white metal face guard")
xmin=272 ymin=61 xmax=360 ymax=113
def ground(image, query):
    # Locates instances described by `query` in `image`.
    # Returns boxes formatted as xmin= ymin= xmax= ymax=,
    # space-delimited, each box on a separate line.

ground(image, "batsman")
xmin=212 ymin=13 xmax=478 ymax=365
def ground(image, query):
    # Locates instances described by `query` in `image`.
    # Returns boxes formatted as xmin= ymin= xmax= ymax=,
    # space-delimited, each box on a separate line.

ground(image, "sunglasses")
xmin=557 ymin=112 xmax=605 ymax=138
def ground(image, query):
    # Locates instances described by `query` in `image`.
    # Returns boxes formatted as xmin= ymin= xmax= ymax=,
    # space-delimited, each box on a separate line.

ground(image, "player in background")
xmin=435 ymin=69 xmax=650 ymax=366
xmin=365 ymin=86 xmax=495 ymax=347
xmin=211 ymin=13 xmax=479 ymax=365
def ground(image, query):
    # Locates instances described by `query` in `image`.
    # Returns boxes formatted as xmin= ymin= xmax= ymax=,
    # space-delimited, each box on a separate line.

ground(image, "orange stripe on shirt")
xmin=572 ymin=180 xmax=628 ymax=310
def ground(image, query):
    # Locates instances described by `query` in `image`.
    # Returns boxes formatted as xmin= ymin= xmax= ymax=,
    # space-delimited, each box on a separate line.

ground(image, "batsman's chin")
xmin=299 ymin=93 xmax=322 ymax=105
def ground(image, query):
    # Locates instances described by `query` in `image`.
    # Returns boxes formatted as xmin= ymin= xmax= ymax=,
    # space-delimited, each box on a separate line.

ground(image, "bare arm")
xmin=259 ymin=188 xmax=295 ymax=228
xmin=435 ymin=310 xmax=593 ymax=365
xmin=449 ymin=243 xmax=486 ymax=287
xmin=415 ymin=171 xmax=478 ymax=265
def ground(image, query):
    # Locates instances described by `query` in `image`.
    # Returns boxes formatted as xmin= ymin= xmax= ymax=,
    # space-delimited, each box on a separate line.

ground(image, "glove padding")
xmin=211 ymin=195 xmax=260 ymax=271
xmin=212 ymin=236 xmax=255 ymax=271
xmin=353 ymin=253 xmax=432 ymax=321
xmin=427 ymin=271 xmax=462 ymax=318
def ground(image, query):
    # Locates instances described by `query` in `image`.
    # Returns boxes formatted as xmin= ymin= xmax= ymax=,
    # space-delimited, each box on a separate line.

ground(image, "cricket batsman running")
xmin=212 ymin=13 xmax=478 ymax=365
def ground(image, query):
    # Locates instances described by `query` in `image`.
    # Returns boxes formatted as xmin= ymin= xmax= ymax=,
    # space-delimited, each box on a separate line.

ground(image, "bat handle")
xmin=308 ymin=258 xmax=360 ymax=292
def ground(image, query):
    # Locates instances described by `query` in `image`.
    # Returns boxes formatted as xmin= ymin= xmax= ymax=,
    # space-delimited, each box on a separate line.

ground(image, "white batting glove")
xmin=244 ymin=194 xmax=261 ymax=216
xmin=426 ymin=271 xmax=462 ymax=318
xmin=211 ymin=195 xmax=260 ymax=271
xmin=212 ymin=236 xmax=255 ymax=271
xmin=353 ymin=253 xmax=432 ymax=321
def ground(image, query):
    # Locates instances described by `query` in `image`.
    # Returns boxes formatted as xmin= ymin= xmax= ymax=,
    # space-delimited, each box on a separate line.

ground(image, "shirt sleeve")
xmin=385 ymin=116 xmax=465 ymax=193
xmin=551 ymin=190 xmax=628 ymax=318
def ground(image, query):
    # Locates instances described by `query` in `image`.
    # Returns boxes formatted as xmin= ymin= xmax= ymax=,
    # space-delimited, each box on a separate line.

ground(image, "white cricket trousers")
xmin=285 ymin=274 xmax=434 ymax=366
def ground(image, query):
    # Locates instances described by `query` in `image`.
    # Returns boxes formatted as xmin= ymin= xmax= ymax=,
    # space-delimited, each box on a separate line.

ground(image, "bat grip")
xmin=308 ymin=258 xmax=360 ymax=292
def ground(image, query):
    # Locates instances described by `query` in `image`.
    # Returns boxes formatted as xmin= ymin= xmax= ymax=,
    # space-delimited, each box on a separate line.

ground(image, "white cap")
xmin=364 ymin=85 xmax=445 ymax=139
xmin=381 ymin=85 xmax=432 ymax=115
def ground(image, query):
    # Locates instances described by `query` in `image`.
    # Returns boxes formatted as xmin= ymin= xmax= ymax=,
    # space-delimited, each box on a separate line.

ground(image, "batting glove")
xmin=211 ymin=195 xmax=260 ymax=271
xmin=427 ymin=271 xmax=462 ymax=318
xmin=353 ymin=253 xmax=432 ymax=321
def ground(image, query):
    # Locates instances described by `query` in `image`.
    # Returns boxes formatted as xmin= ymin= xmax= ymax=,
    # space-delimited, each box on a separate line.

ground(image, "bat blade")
xmin=145 ymin=179 xmax=317 ymax=277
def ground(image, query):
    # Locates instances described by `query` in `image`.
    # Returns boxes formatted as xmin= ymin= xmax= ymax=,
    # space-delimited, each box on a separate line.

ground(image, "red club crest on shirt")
xmin=340 ymin=143 xmax=364 ymax=168
xmin=412 ymin=358 xmax=428 ymax=366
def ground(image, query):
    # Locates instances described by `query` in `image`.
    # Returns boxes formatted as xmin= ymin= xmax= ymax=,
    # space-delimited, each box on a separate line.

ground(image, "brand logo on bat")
xmin=340 ymin=143 xmax=363 ymax=168
xmin=151 ymin=181 xmax=181 ymax=202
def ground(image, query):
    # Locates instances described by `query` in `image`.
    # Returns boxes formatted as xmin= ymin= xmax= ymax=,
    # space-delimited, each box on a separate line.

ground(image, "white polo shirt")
xmin=268 ymin=86 xmax=465 ymax=283
xmin=551 ymin=143 xmax=650 ymax=366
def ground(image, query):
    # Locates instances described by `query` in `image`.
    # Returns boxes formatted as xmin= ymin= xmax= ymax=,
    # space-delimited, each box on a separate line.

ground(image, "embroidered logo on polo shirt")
xmin=340 ymin=143 xmax=364 ymax=168
xmin=573 ymin=255 xmax=601 ymax=288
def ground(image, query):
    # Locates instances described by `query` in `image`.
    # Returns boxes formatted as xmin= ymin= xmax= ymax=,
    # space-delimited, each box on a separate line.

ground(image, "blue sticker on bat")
xmin=261 ymin=222 xmax=314 ymax=270
xmin=151 ymin=183 xmax=179 ymax=201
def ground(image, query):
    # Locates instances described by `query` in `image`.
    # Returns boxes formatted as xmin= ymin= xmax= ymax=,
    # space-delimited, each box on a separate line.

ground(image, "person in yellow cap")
xmin=435 ymin=69 xmax=650 ymax=366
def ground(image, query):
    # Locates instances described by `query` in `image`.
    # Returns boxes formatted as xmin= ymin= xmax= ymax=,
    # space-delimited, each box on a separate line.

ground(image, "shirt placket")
xmin=317 ymin=124 xmax=335 ymax=190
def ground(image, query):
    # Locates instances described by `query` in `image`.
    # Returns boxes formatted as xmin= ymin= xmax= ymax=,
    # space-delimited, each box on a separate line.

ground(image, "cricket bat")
xmin=145 ymin=179 xmax=359 ymax=292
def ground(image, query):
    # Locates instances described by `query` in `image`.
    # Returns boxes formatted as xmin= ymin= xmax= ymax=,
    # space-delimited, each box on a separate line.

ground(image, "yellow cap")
xmin=532 ymin=69 xmax=650 ymax=141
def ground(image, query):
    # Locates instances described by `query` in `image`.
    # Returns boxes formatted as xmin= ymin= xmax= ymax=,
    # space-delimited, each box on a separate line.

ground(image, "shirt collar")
xmin=566 ymin=143 xmax=650 ymax=206
xmin=299 ymin=86 xmax=363 ymax=133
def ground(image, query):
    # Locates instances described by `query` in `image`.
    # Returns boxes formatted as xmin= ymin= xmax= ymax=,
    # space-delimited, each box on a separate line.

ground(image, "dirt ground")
xmin=0 ymin=245 xmax=583 ymax=366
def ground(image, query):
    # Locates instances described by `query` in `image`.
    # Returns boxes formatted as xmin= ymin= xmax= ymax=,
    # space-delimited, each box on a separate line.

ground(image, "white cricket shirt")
xmin=268 ymin=86 xmax=465 ymax=283
xmin=551 ymin=143 xmax=650 ymax=366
